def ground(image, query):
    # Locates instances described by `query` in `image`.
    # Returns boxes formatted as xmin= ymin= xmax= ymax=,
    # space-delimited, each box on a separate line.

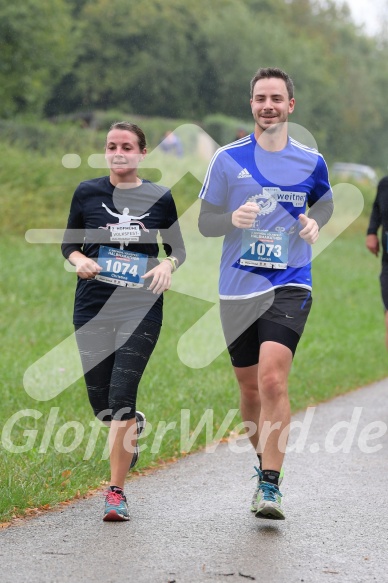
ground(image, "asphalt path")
xmin=1 ymin=379 xmax=387 ymax=583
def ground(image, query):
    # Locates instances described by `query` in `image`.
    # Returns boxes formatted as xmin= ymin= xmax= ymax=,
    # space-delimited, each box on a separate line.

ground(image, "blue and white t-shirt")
xmin=199 ymin=133 xmax=333 ymax=299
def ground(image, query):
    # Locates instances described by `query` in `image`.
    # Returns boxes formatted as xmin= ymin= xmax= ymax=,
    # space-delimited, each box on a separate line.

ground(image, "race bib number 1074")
xmin=95 ymin=246 xmax=148 ymax=287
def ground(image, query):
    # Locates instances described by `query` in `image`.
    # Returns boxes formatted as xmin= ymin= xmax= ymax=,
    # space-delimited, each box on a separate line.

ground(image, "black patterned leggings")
xmin=75 ymin=319 xmax=161 ymax=421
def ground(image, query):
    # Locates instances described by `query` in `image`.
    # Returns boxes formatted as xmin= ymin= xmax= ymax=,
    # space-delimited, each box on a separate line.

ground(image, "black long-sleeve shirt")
xmin=367 ymin=176 xmax=388 ymax=264
xmin=62 ymin=176 xmax=186 ymax=325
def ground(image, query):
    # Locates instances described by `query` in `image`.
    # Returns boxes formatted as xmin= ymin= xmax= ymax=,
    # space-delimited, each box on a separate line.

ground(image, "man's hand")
xmin=366 ymin=234 xmax=379 ymax=256
xmin=232 ymin=202 xmax=260 ymax=229
xmin=298 ymin=214 xmax=319 ymax=244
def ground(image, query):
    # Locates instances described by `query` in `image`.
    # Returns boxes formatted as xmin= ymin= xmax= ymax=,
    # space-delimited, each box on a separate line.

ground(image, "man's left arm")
xmin=299 ymin=158 xmax=334 ymax=244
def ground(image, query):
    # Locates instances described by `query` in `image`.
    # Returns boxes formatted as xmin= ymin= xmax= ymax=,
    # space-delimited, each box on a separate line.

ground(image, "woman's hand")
xmin=143 ymin=260 xmax=173 ymax=294
xmin=68 ymin=251 xmax=102 ymax=279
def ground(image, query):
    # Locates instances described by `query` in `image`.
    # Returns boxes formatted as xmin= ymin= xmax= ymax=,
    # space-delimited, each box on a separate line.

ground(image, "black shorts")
xmin=380 ymin=263 xmax=388 ymax=310
xmin=220 ymin=286 xmax=312 ymax=367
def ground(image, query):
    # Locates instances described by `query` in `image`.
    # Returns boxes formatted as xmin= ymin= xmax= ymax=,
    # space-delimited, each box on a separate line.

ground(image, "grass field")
xmin=0 ymin=131 xmax=386 ymax=523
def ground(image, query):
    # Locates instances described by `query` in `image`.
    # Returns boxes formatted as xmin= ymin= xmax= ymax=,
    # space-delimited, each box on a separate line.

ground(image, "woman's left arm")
xmin=143 ymin=194 xmax=186 ymax=294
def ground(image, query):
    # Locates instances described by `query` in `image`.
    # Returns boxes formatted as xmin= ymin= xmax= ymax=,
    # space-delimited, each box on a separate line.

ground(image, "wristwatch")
xmin=164 ymin=256 xmax=179 ymax=272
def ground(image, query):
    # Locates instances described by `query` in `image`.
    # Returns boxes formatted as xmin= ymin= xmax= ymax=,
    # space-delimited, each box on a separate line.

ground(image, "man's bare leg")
xmin=257 ymin=341 xmax=293 ymax=473
xmin=233 ymin=363 xmax=261 ymax=451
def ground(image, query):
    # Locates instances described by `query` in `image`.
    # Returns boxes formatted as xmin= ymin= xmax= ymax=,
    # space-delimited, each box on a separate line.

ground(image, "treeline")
xmin=1 ymin=0 xmax=388 ymax=167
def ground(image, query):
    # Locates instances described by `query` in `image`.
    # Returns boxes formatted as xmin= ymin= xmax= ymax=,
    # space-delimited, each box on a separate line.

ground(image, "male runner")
xmin=198 ymin=67 xmax=333 ymax=519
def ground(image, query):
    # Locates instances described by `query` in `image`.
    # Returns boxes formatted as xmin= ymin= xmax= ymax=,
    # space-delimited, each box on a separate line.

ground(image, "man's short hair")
xmin=250 ymin=67 xmax=294 ymax=100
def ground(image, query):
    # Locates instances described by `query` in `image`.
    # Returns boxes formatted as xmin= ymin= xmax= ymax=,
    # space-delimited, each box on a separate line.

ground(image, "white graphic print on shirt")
xmin=99 ymin=202 xmax=150 ymax=249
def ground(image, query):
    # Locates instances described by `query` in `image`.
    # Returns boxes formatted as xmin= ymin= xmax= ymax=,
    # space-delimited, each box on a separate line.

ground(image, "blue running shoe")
xmin=103 ymin=488 xmax=129 ymax=522
xmin=250 ymin=466 xmax=263 ymax=512
xmin=250 ymin=466 xmax=284 ymax=512
xmin=130 ymin=411 xmax=146 ymax=470
xmin=255 ymin=481 xmax=285 ymax=520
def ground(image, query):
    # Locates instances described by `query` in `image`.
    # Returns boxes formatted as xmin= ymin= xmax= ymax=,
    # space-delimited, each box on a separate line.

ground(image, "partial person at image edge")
xmin=366 ymin=175 xmax=388 ymax=349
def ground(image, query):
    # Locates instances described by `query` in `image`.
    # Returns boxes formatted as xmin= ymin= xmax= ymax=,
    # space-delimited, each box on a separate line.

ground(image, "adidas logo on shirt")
xmin=237 ymin=168 xmax=252 ymax=179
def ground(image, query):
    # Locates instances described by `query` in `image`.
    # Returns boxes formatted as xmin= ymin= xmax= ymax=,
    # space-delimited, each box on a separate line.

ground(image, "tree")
xmin=47 ymin=0 xmax=208 ymax=118
xmin=5 ymin=0 xmax=388 ymax=169
xmin=0 ymin=0 xmax=77 ymax=117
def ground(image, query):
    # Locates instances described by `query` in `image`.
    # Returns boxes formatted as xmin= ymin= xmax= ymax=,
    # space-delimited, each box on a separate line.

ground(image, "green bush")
xmin=201 ymin=113 xmax=252 ymax=146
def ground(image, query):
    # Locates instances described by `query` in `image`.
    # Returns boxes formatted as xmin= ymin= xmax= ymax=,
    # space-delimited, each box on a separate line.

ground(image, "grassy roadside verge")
xmin=1 ymin=129 xmax=386 ymax=523
xmin=1 ymin=226 xmax=386 ymax=523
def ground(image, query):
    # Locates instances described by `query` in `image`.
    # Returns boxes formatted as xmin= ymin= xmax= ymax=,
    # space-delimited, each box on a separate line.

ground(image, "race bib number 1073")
xmin=240 ymin=230 xmax=289 ymax=269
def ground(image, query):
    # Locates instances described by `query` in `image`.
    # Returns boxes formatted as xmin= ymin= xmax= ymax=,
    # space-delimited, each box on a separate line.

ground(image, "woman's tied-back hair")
xmin=107 ymin=121 xmax=147 ymax=150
